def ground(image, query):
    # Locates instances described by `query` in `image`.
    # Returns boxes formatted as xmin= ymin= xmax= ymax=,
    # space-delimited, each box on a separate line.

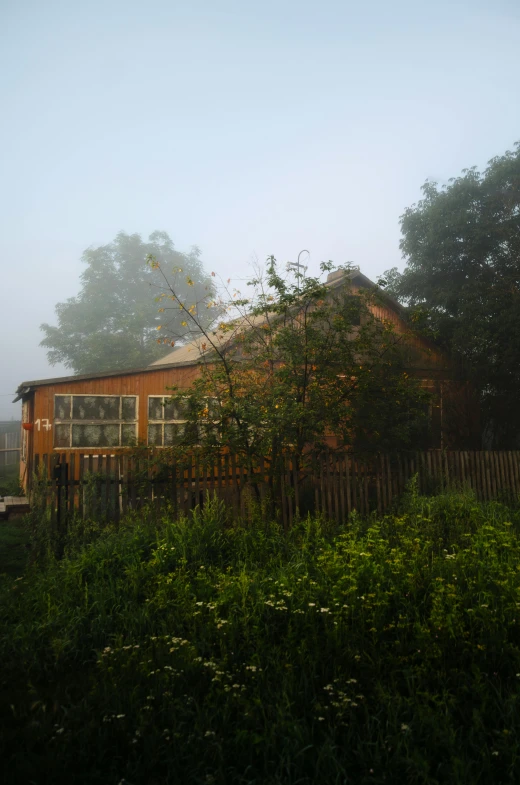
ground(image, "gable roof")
xmin=13 ymin=268 xmax=442 ymax=402
xmin=149 ymin=268 xmax=407 ymax=368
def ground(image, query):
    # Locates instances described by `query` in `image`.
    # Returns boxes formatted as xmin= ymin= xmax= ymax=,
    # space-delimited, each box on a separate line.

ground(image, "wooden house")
xmin=14 ymin=269 xmax=480 ymax=488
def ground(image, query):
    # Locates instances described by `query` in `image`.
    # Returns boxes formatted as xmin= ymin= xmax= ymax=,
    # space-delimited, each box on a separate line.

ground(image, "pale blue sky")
xmin=1 ymin=0 xmax=519 ymax=417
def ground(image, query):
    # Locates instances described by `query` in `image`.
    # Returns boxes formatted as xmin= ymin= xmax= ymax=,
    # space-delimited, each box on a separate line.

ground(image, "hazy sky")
xmin=1 ymin=0 xmax=519 ymax=419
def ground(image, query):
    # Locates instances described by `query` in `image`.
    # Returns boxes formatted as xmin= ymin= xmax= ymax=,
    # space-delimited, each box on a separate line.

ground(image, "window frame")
xmin=147 ymin=395 xmax=219 ymax=447
xmin=53 ymin=393 xmax=139 ymax=449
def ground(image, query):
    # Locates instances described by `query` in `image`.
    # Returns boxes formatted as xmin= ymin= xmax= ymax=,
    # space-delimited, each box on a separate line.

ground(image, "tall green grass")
xmin=2 ymin=483 xmax=520 ymax=784
xmin=0 ymin=522 xmax=29 ymax=577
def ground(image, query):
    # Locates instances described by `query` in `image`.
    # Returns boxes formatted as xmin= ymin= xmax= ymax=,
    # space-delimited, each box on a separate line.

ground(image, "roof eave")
xmin=13 ymin=358 xmax=202 ymax=401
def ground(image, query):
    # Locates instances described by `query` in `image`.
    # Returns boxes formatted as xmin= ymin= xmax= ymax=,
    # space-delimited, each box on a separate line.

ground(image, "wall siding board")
xmin=23 ymin=366 xmax=200 ymax=471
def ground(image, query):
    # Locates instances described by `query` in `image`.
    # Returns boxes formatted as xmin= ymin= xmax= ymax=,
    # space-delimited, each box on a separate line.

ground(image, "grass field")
xmin=1 ymin=484 xmax=520 ymax=784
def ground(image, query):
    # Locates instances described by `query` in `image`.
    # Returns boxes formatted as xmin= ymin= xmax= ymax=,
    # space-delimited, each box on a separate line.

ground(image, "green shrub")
xmin=2 ymin=488 xmax=520 ymax=784
xmin=0 ymin=464 xmax=23 ymax=497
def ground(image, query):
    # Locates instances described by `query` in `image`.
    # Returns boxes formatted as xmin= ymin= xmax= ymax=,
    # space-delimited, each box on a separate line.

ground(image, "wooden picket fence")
xmin=28 ymin=449 xmax=520 ymax=527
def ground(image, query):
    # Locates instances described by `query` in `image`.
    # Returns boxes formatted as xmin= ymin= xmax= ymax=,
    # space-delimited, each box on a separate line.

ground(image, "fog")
xmin=1 ymin=0 xmax=519 ymax=419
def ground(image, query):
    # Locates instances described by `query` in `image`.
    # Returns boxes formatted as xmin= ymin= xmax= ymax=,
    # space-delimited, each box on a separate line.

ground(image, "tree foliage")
xmin=381 ymin=142 xmax=520 ymax=446
xmin=40 ymin=231 xmax=215 ymax=375
xmin=149 ymin=256 xmax=430 ymax=485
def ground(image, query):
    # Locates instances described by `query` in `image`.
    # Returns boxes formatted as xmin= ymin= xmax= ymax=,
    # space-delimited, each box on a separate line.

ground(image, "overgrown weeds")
xmin=0 ymin=463 xmax=23 ymax=497
xmin=1 ymin=486 xmax=520 ymax=784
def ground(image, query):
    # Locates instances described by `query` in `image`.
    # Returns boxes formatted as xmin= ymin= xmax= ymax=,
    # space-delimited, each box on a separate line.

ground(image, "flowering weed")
xmin=1 ymin=489 xmax=520 ymax=783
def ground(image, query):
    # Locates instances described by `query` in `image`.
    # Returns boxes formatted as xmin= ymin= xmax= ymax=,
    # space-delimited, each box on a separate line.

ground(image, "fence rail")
xmin=28 ymin=450 xmax=520 ymax=527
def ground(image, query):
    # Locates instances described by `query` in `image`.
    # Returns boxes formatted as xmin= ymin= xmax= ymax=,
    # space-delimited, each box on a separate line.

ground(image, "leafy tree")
xmin=148 ymin=255 xmax=430 ymax=496
xmin=40 ymin=231 xmax=215 ymax=374
xmin=381 ymin=142 xmax=520 ymax=447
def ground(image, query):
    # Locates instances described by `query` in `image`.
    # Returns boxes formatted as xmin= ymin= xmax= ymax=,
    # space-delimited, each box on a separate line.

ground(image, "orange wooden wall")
xmin=362 ymin=293 xmax=451 ymax=372
xmin=24 ymin=364 xmax=200 ymax=459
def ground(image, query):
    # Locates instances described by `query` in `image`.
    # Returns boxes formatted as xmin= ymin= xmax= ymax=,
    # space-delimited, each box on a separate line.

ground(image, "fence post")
xmin=338 ymin=453 xmax=346 ymax=524
xmin=280 ymin=455 xmax=288 ymax=531
xmin=68 ymin=452 xmax=75 ymax=517
xmin=292 ymin=454 xmax=300 ymax=519
xmin=507 ymin=451 xmax=516 ymax=502
xmin=55 ymin=458 xmax=68 ymax=557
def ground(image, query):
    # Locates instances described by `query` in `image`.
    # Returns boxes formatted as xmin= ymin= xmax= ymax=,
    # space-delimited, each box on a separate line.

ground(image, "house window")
xmin=147 ymin=396 xmax=218 ymax=446
xmin=53 ymin=395 xmax=138 ymax=448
